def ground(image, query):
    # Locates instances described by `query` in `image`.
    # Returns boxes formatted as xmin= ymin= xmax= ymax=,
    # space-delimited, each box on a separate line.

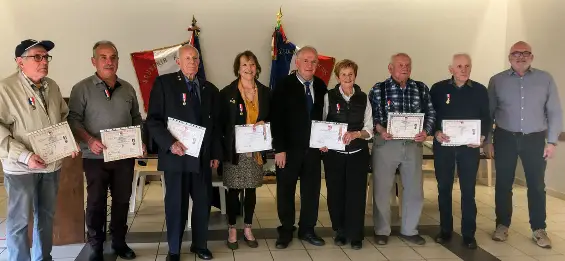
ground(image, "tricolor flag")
xmin=269 ymin=24 xmax=296 ymax=90
xmin=130 ymin=32 xmax=205 ymax=112
xmin=269 ymin=24 xmax=336 ymax=89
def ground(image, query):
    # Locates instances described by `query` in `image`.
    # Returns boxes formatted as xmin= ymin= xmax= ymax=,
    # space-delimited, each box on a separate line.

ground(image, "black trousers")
xmin=84 ymin=158 xmax=135 ymax=250
xmin=163 ymin=171 xmax=211 ymax=254
xmin=276 ymin=149 xmax=321 ymax=235
xmin=227 ymin=188 xmax=256 ymax=225
xmin=323 ymin=148 xmax=369 ymax=241
xmin=494 ymin=128 xmax=547 ymax=230
xmin=433 ymin=144 xmax=479 ymax=238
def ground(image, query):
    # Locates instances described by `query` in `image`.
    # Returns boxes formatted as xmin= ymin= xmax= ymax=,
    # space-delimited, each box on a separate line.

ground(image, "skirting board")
xmin=515 ymin=178 xmax=565 ymax=200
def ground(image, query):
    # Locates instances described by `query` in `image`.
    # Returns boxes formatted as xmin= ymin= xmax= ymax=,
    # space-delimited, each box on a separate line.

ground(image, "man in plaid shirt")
xmin=368 ymin=53 xmax=436 ymax=246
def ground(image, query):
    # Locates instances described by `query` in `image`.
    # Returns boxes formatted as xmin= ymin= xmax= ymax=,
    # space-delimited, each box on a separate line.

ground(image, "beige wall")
xmin=0 ymin=0 xmax=508 ymax=106
xmin=506 ymin=0 xmax=565 ymax=196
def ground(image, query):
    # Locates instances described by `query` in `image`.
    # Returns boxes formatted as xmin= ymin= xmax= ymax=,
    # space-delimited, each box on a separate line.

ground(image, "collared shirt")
xmin=488 ymin=67 xmax=563 ymax=143
xmin=368 ymin=77 xmax=436 ymax=135
xmin=430 ymin=78 xmax=491 ymax=138
xmin=67 ymin=74 xmax=142 ymax=159
xmin=21 ymin=72 xmax=49 ymax=110
xmin=183 ymin=75 xmax=201 ymax=102
xmin=323 ymin=86 xmax=374 ymax=154
xmin=296 ymin=73 xmax=315 ymax=103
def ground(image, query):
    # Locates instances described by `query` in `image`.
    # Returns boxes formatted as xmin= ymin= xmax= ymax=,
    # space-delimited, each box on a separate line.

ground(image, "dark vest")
xmin=326 ymin=85 xmax=368 ymax=152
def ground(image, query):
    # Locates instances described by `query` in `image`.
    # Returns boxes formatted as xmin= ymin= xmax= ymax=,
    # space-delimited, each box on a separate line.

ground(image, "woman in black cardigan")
xmin=219 ymin=50 xmax=270 ymax=250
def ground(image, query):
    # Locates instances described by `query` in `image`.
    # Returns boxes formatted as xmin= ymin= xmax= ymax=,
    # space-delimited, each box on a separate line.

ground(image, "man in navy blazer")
xmin=146 ymin=44 xmax=221 ymax=261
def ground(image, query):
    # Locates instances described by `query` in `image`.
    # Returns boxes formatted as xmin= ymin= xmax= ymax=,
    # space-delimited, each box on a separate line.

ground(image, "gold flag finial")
xmin=188 ymin=15 xmax=201 ymax=36
xmin=276 ymin=6 xmax=283 ymax=28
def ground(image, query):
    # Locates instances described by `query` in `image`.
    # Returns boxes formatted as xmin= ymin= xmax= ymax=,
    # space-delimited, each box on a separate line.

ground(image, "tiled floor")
xmin=1 ymin=173 xmax=565 ymax=260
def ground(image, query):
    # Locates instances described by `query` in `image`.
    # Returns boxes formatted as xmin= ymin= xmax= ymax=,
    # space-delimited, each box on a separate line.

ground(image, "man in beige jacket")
xmin=0 ymin=39 xmax=77 ymax=261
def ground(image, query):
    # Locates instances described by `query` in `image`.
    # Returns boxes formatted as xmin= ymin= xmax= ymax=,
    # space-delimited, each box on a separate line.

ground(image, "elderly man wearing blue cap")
xmin=0 ymin=39 xmax=77 ymax=261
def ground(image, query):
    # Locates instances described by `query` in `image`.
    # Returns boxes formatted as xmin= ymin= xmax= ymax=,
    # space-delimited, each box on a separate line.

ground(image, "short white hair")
xmin=389 ymin=53 xmax=411 ymax=64
xmin=296 ymin=45 xmax=318 ymax=58
xmin=450 ymin=53 xmax=472 ymax=66
xmin=176 ymin=44 xmax=200 ymax=60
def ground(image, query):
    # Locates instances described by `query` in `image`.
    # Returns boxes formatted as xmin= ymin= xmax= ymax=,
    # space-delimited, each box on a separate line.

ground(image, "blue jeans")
xmin=4 ymin=171 xmax=60 ymax=261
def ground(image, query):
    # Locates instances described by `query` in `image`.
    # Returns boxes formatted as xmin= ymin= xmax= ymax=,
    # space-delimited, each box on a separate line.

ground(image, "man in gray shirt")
xmin=68 ymin=41 xmax=143 ymax=261
xmin=485 ymin=41 xmax=563 ymax=249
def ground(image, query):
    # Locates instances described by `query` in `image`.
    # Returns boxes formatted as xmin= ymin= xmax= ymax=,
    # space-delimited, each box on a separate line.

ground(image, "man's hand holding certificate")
xmin=235 ymin=123 xmax=272 ymax=153
xmin=100 ymin=126 xmax=143 ymax=162
xmin=440 ymin=120 xmax=482 ymax=147
xmin=27 ymin=122 xmax=79 ymax=164
xmin=167 ymin=117 xmax=206 ymax=158
xmin=386 ymin=113 xmax=425 ymax=140
xmin=309 ymin=121 xmax=348 ymax=151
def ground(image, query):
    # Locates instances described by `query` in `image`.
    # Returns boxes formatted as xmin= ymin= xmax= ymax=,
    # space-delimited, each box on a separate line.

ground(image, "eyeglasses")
xmin=510 ymin=51 xmax=532 ymax=58
xmin=21 ymin=54 xmax=53 ymax=62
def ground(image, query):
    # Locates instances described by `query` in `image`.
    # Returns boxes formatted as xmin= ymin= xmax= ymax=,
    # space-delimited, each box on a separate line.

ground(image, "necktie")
xmin=187 ymin=81 xmax=201 ymax=122
xmin=304 ymin=81 xmax=313 ymax=115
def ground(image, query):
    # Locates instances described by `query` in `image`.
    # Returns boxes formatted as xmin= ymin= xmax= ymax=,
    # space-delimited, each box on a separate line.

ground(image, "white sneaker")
xmin=532 ymin=229 xmax=552 ymax=249
xmin=492 ymin=224 xmax=509 ymax=241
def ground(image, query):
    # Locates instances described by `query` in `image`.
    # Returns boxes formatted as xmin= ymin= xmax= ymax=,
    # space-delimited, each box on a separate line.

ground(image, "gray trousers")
xmin=372 ymin=138 xmax=424 ymax=236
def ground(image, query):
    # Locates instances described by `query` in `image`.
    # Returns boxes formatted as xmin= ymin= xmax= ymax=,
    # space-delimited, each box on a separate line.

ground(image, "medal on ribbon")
xmin=336 ymin=103 xmax=341 ymax=114
xmin=28 ymin=97 xmax=36 ymax=110
xmin=446 ymin=94 xmax=451 ymax=104
xmin=182 ymin=93 xmax=187 ymax=106
xmin=239 ymin=104 xmax=244 ymax=115
xmin=104 ymin=89 xmax=111 ymax=100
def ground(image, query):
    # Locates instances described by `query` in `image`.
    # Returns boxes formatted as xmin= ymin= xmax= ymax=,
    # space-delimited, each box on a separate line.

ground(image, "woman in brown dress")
xmin=219 ymin=50 xmax=270 ymax=250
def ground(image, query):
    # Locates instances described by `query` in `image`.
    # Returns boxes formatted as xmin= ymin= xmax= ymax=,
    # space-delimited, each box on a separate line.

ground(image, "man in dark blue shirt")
xmin=429 ymin=53 xmax=491 ymax=249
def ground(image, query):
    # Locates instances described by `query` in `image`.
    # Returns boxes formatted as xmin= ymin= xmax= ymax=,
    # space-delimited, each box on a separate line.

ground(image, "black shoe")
xmin=89 ymin=249 xmax=104 ymax=261
xmin=190 ymin=247 xmax=213 ymax=260
xmin=334 ymin=233 xmax=347 ymax=246
xmin=112 ymin=244 xmax=136 ymax=260
xmin=298 ymin=232 xmax=326 ymax=246
xmin=463 ymin=237 xmax=478 ymax=249
xmin=374 ymin=235 xmax=389 ymax=245
xmin=166 ymin=253 xmax=180 ymax=261
xmin=434 ymin=232 xmax=453 ymax=244
xmin=400 ymin=234 xmax=426 ymax=245
xmin=351 ymin=240 xmax=363 ymax=250
xmin=275 ymin=226 xmax=294 ymax=249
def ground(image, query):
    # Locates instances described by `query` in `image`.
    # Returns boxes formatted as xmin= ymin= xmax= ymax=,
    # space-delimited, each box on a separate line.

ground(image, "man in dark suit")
xmin=146 ymin=44 xmax=221 ymax=261
xmin=271 ymin=46 xmax=328 ymax=249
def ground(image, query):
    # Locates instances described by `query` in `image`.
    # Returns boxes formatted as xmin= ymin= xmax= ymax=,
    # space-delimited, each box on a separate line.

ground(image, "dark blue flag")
xmin=269 ymin=26 xmax=295 ymax=90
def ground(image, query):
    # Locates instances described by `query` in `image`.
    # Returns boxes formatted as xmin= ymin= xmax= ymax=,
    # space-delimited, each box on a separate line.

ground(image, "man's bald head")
xmin=449 ymin=53 xmax=472 ymax=86
xmin=508 ymin=41 xmax=533 ymax=74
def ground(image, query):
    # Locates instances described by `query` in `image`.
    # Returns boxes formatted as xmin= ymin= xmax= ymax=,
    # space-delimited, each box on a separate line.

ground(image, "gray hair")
xmin=389 ymin=53 xmax=411 ymax=64
xmin=450 ymin=53 xmax=472 ymax=66
xmin=92 ymin=40 xmax=118 ymax=58
xmin=176 ymin=44 xmax=200 ymax=60
xmin=296 ymin=45 xmax=318 ymax=59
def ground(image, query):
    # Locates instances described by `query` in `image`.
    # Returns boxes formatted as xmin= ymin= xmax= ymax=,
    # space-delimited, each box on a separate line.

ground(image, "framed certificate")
xmin=309 ymin=120 xmax=348 ymax=151
xmin=441 ymin=120 xmax=481 ymax=146
xmin=27 ymin=122 xmax=79 ymax=164
xmin=387 ymin=113 xmax=425 ymax=139
xmin=167 ymin=117 xmax=206 ymax=158
xmin=235 ymin=123 xmax=272 ymax=154
xmin=101 ymin=126 xmax=143 ymax=162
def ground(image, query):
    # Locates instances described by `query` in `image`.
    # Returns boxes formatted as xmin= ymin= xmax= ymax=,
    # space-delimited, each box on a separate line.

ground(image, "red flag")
xmin=315 ymin=55 xmax=336 ymax=86
xmin=130 ymin=43 xmax=185 ymax=112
